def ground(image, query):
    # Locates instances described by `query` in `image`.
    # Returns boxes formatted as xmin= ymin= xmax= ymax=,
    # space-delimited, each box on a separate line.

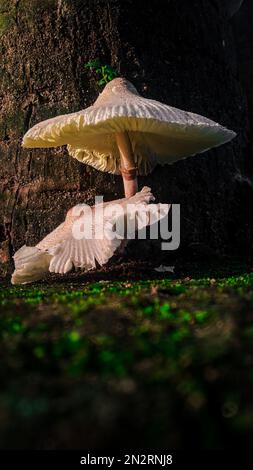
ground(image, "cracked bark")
xmin=0 ymin=0 xmax=252 ymax=277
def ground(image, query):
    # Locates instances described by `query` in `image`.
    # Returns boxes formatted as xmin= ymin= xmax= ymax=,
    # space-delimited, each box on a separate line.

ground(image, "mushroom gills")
xmin=11 ymin=187 xmax=162 ymax=285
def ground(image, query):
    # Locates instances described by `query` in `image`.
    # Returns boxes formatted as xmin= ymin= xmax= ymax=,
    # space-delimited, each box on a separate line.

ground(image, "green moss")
xmin=0 ymin=14 xmax=11 ymax=35
xmin=0 ymin=267 xmax=253 ymax=447
xmin=0 ymin=1 xmax=16 ymax=36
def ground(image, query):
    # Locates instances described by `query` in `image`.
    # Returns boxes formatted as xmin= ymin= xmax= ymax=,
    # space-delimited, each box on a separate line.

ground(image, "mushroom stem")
xmin=115 ymin=132 xmax=138 ymax=198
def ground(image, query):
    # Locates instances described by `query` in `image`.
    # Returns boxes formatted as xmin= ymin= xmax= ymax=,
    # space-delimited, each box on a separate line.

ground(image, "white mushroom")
xmin=14 ymin=78 xmax=236 ymax=284
xmin=23 ymin=77 xmax=236 ymax=198
xmin=11 ymin=187 xmax=169 ymax=285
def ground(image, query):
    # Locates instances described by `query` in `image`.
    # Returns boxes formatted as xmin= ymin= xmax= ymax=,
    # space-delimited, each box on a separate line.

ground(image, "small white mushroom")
xmin=11 ymin=187 xmax=168 ymax=285
xmin=23 ymin=77 xmax=236 ymax=198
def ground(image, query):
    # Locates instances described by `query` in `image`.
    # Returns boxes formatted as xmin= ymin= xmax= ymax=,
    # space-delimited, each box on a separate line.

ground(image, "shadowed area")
xmin=0 ymin=260 xmax=253 ymax=449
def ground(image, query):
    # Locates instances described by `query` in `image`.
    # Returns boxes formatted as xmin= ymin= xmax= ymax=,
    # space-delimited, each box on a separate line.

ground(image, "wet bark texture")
xmin=233 ymin=0 xmax=253 ymax=138
xmin=0 ymin=0 xmax=252 ymax=277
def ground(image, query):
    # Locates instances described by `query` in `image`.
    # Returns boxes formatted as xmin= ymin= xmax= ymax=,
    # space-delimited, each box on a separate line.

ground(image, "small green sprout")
xmin=85 ymin=59 xmax=118 ymax=86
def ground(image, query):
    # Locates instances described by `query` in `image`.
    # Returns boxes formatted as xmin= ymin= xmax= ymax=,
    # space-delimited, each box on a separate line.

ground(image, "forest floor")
xmin=0 ymin=259 xmax=253 ymax=449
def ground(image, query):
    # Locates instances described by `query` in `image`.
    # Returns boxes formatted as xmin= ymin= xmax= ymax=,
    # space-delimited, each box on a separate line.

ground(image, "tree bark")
xmin=0 ymin=0 xmax=251 ymax=276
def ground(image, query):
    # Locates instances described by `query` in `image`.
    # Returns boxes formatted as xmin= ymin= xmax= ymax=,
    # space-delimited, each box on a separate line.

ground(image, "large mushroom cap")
xmin=23 ymin=77 xmax=236 ymax=175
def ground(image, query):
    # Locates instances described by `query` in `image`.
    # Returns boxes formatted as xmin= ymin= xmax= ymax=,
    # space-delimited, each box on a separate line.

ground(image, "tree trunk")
xmin=0 ymin=0 xmax=251 ymax=277
xmin=233 ymin=0 xmax=253 ymax=138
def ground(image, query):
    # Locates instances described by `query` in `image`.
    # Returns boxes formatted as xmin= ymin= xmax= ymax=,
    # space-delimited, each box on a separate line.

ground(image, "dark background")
xmin=0 ymin=0 xmax=252 ymax=277
xmin=234 ymin=0 xmax=253 ymax=141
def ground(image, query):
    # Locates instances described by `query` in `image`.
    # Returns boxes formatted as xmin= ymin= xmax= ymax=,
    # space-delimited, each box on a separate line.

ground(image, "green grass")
xmin=0 ymin=270 xmax=253 ymax=448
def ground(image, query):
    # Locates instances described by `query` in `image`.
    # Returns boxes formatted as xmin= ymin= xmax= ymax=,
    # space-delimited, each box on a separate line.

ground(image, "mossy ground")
xmin=0 ymin=261 xmax=253 ymax=449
